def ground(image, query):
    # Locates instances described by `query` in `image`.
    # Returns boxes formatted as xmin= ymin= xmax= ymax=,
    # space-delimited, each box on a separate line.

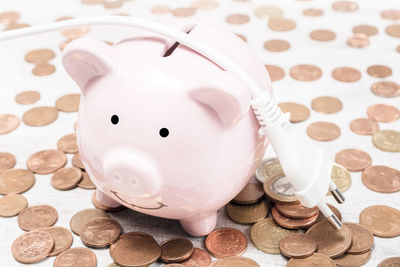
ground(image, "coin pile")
xmin=24 ymin=49 xmax=56 ymax=76
xmin=0 ymin=10 xmax=30 ymax=31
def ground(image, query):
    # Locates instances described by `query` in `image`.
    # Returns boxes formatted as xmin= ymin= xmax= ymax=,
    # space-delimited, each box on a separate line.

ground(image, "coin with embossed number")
xmin=287 ymin=253 xmax=336 ymax=267
xmin=362 ymin=165 xmax=400 ymax=193
xmin=160 ymin=238 xmax=194 ymax=263
xmin=279 ymin=233 xmax=316 ymax=259
xmin=343 ymin=223 xmax=374 ymax=254
xmin=335 ymin=148 xmax=372 ymax=172
xmin=371 ymin=81 xmax=400 ymax=97
xmin=0 ymin=169 xmax=35 ymax=195
xmin=180 ymin=248 xmax=212 ymax=267
xmin=70 ymin=208 xmax=110 ymax=235
xmin=54 ymin=247 xmax=97 ymax=267
xmin=360 ymin=205 xmax=400 ymax=237
xmin=81 ymin=217 xmax=122 ymax=248
xmin=372 ymin=130 xmax=400 ymax=152
xmin=27 ymin=149 xmax=67 ymax=174
xmin=263 ymin=173 xmax=298 ymax=204
xmin=38 ymin=226 xmax=73 ymax=256
xmin=206 ymin=228 xmax=247 ymax=258
xmin=18 ymin=204 xmax=58 ymax=231
xmin=0 ymin=194 xmax=27 ymax=217
xmin=255 ymin=158 xmax=283 ymax=184
xmin=12 ymin=230 xmax=54 ymax=264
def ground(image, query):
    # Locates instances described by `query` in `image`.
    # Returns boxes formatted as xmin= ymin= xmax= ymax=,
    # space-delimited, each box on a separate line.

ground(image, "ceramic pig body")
xmin=62 ymin=20 xmax=271 ymax=236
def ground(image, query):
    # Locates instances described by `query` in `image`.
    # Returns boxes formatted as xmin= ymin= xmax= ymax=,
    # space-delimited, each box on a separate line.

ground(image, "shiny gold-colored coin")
xmin=360 ymin=205 xmax=400 ymax=237
xmin=25 ymin=49 xmax=55 ymax=64
xmin=271 ymin=206 xmax=318 ymax=229
xmin=226 ymin=14 xmax=250 ymax=24
xmin=22 ymin=106 xmax=58 ymax=126
xmin=26 ymin=149 xmax=67 ymax=174
xmin=349 ymin=118 xmax=379 ymax=135
xmin=335 ymin=250 xmax=372 ymax=267
xmin=51 ymin=167 xmax=83 ymax=190
xmin=210 ymin=256 xmax=259 ymax=267
xmin=54 ymin=247 xmax=97 ymax=267
xmin=311 ymin=96 xmax=343 ymax=114
xmin=0 ymin=114 xmax=20 ymax=135
xmin=287 ymin=253 xmax=336 ymax=267
xmin=70 ymin=208 xmax=110 ymax=235
xmin=306 ymin=121 xmax=341 ymax=141
xmin=332 ymin=1 xmax=358 ymax=12
xmin=386 ymin=24 xmax=400 ymax=38
xmin=381 ymin=10 xmax=400 ymax=20
xmin=57 ymin=133 xmax=78 ymax=153
xmin=81 ymin=217 xmax=122 ymax=248
xmin=0 ymin=194 xmax=28 ymax=217
xmin=263 ymin=173 xmax=298 ymax=204
xmin=18 ymin=204 xmax=58 ymax=231
xmin=334 ymin=149 xmax=371 ymax=172
xmin=232 ymin=183 xmax=264 ymax=205
xmin=264 ymin=39 xmax=290 ymax=52
xmin=268 ymin=18 xmax=296 ymax=31
xmin=255 ymin=158 xmax=283 ymax=184
xmin=55 ymin=93 xmax=81 ymax=112
xmin=160 ymin=238 xmax=194 ymax=263
xmin=343 ymin=223 xmax=374 ymax=254
xmin=367 ymin=65 xmax=392 ymax=78
xmin=0 ymin=169 xmax=35 ymax=195
xmin=371 ymin=81 xmax=400 ymax=97
xmin=303 ymin=8 xmax=324 ymax=17
xmin=362 ymin=165 xmax=400 ymax=193
xmin=78 ymin=171 xmax=96 ymax=189
xmin=332 ymin=67 xmax=361 ymax=82
xmin=205 ymin=228 xmax=248 ymax=258
xmin=15 ymin=90 xmax=41 ymax=104
xmin=251 ymin=218 xmax=296 ymax=254
xmin=330 ymin=164 xmax=352 ymax=193
xmin=11 ymin=230 xmax=54 ymax=264
xmin=372 ymin=129 xmax=400 ymax=152
xmin=278 ymin=102 xmax=310 ymax=123
xmin=353 ymin=24 xmax=378 ymax=36
xmin=379 ymin=257 xmax=400 ymax=267
xmin=265 ymin=65 xmax=285 ymax=82
xmin=0 ymin=152 xmax=16 ymax=171
xmin=290 ymin=64 xmax=322 ymax=81
xmin=0 ymin=11 xmax=20 ymax=24
xmin=32 ymin=63 xmax=56 ymax=76
xmin=171 ymin=7 xmax=196 ymax=17
xmin=255 ymin=6 xmax=283 ymax=20
xmin=227 ymin=199 xmax=268 ymax=224
xmin=180 ymin=248 xmax=212 ymax=267
xmin=275 ymin=203 xmax=319 ymax=219
xmin=38 ymin=226 xmax=73 ymax=256
xmin=367 ymin=104 xmax=400 ymax=122
xmin=279 ymin=233 xmax=316 ymax=259
xmin=110 ymin=232 xmax=161 ymax=267
xmin=347 ymin=33 xmax=370 ymax=48
xmin=310 ymin=29 xmax=336 ymax=41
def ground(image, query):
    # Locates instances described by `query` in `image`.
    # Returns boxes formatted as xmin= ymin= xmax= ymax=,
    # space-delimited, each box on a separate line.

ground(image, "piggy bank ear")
xmin=62 ymin=37 xmax=115 ymax=91
xmin=189 ymin=71 xmax=251 ymax=126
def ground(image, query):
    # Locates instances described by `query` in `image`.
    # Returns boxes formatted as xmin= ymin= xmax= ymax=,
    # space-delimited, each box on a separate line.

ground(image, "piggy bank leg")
xmin=179 ymin=212 xmax=217 ymax=236
xmin=96 ymin=189 xmax=121 ymax=208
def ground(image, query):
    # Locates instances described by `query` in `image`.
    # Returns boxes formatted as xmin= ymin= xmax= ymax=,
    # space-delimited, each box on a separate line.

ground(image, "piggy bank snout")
xmin=102 ymin=148 xmax=161 ymax=198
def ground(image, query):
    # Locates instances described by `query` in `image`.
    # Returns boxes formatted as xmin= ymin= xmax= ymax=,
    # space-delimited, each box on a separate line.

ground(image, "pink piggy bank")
xmin=62 ymin=20 xmax=271 ymax=236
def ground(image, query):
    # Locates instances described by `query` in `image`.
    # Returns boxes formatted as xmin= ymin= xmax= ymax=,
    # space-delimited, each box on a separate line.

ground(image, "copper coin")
xmin=110 ymin=232 xmax=161 ymax=267
xmin=352 ymin=24 xmax=378 ymax=36
xmin=61 ymin=26 xmax=90 ymax=39
xmin=343 ymin=223 xmax=374 ymax=254
xmin=332 ymin=67 xmax=361 ymax=82
xmin=227 ymin=199 xmax=268 ymax=224
xmin=72 ymin=153 xmax=85 ymax=170
xmin=12 ymin=230 xmax=54 ymax=264
xmin=226 ymin=14 xmax=250 ymax=24
xmin=57 ymin=133 xmax=78 ymax=153
xmin=279 ymin=233 xmax=316 ymax=258
xmin=379 ymin=257 xmax=400 ymax=267
xmin=347 ymin=33 xmax=370 ymax=48
xmin=39 ymin=226 xmax=73 ymax=256
xmin=332 ymin=1 xmax=358 ymax=12
xmin=25 ymin=49 xmax=55 ymax=64
xmin=55 ymin=93 xmax=81 ymax=112
xmin=235 ymin=33 xmax=247 ymax=42
xmin=0 ymin=193 xmax=28 ymax=217
xmin=278 ymin=102 xmax=310 ymax=123
xmin=18 ymin=204 xmax=58 ymax=231
xmin=54 ymin=247 xmax=97 ymax=267
xmin=334 ymin=250 xmax=372 ymax=267
xmin=290 ymin=64 xmax=322 ymax=81
xmin=275 ymin=203 xmax=319 ymax=219
xmin=92 ymin=191 xmax=124 ymax=212
xmin=180 ymin=248 xmax=212 ymax=267
xmin=335 ymin=148 xmax=372 ymax=172
xmin=367 ymin=65 xmax=392 ymax=78
xmin=81 ymin=217 xmax=122 ymax=248
xmin=311 ymin=96 xmax=343 ymax=114
xmin=51 ymin=167 xmax=83 ymax=190
xmin=78 ymin=171 xmax=96 ymax=189
xmin=210 ymin=256 xmax=259 ymax=267
xmin=232 ymin=183 xmax=264 ymax=204
xmin=381 ymin=10 xmax=400 ymax=20
xmin=372 ymin=129 xmax=400 ymax=152
xmin=268 ymin=18 xmax=296 ymax=31
xmin=303 ymin=8 xmax=324 ymax=17
xmin=306 ymin=221 xmax=352 ymax=258
xmin=0 ymin=114 xmax=20 ymax=135
xmin=27 ymin=149 xmax=67 ymax=174
xmin=160 ymin=238 xmax=194 ymax=262
xmin=205 ymin=228 xmax=247 ymax=258
xmin=32 ymin=63 xmax=56 ymax=76
xmin=150 ymin=5 xmax=171 ymax=14
xmin=0 ymin=169 xmax=35 ymax=195
xmin=315 ymin=204 xmax=342 ymax=225
xmin=0 ymin=152 xmax=16 ymax=171
xmin=4 ymin=23 xmax=30 ymax=31
xmin=263 ymin=173 xmax=299 ymax=204
xmin=349 ymin=118 xmax=379 ymax=135
xmin=0 ymin=11 xmax=20 ymax=24
xmin=371 ymin=81 xmax=400 ymax=97
xmin=263 ymin=39 xmax=290 ymax=52
xmin=265 ymin=65 xmax=285 ymax=82
xmin=306 ymin=121 xmax=341 ymax=141
xmin=359 ymin=205 xmax=400 ymax=237
xmin=287 ymin=253 xmax=336 ymax=267
xmin=23 ymin=106 xmax=58 ymax=126
xmin=103 ymin=0 xmax=124 ymax=9
xmin=171 ymin=7 xmax=196 ymax=17
xmin=367 ymin=104 xmax=400 ymax=122
xmin=70 ymin=208 xmax=110 ymax=235
xmin=271 ymin=206 xmax=318 ymax=229
xmin=254 ymin=6 xmax=283 ymax=20
xmin=386 ymin=24 xmax=400 ymax=38
xmin=310 ymin=29 xmax=336 ymax=41
xmin=15 ymin=90 xmax=41 ymax=104
xmin=362 ymin=165 xmax=400 ymax=193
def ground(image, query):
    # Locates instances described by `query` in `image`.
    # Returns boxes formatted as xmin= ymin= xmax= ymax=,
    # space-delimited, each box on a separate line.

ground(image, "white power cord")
xmin=0 ymin=16 xmax=343 ymax=229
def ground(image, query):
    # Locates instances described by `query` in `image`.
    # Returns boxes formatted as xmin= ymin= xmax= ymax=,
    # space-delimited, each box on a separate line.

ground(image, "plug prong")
xmin=329 ymin=181 xmax=345 ymax=204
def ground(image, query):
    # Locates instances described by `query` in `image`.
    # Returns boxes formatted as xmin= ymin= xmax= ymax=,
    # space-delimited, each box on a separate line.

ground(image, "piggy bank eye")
xmin=159 ymin=128 xmax=169 ymax=138
xmin=111 ymin=115 xmax=119 ymax=125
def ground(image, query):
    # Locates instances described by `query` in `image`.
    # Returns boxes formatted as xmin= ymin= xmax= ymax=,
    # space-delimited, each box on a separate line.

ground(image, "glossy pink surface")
xmin=62 ymin=20 xmax=271 ymax=236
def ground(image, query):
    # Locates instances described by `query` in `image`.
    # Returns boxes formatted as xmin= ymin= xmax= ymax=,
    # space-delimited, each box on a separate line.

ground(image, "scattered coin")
xmin=290 ymin=64 xmax=322 ymax=81
xmin=254 ymin=6 xmax=283 ymax=20
xmin=72 ymin=153 xmax=85 ymax=170
xmin=306 ymin=221 xmax=352 ymax=258
xmin=32 ymin=63 xmax=56 ymax=76
xmin=25 ymin=49 xmax=55 ymax=64
xmin=264 ymin=39 xmax=290 ymax=52
xmin=0 ymin=11 xmax=20 ymax=24
xmin=57 ymin=133 xmax=78 ymax=153
xmin=278 ymin=102 xmax=310 ymax=123
xmin=55 ymin=93 xmax=81 ymax=112
xmin=386 ymin=24 xmax=400 ymax=38
xmin=362 ymin=165 xmax=400 ymax=193
xmin=271 ymin=206 xmax=318 ymax=229
xmin=347 ymin=33 xmax=370 ymax=48
xmin=263 ymin=173 xmax=299 ymax=204
xmin=232 ymin=183 xmax=264 ymax=204
xmin=22 ymin=106 xmax=58 ymax=126
xmin=334 ymin=250 xmax=372 ymax=267
xmin=310 ymin=29 xmax=336 ymax=41
xmin=70 ymin=208 xmax=110 ymax=235
xmin=275 ymin=203 xmax=319 ymax=219
xmin=171 ymin=7 xmax=196 ymax=17
xmin=255 ymin=158 xmax=284 ymax=184
xmin=352 ymin=24 xmax=378 ymax=36
xmin=11 ymin=231 xmax=54 ymax=264
xmin=192 ymin=0 xmax=218 ymax=10
xmin=103 ymin=0 xmax=124 ymax=9
xmin=150 ymin=5 xmax=171 ymax=14
xmin=251 ymin=218 xmax=296 ymax=254
xmin=15 ymin=90 xmax=41 ymax=104
xmin=227 ymin=199 xmax=268 ymax=224
xmin=205 ymin=228 xmax=247 ymax=258
xmin=371 ymin=81 xmax=400 ymax=97
xmin=27 ymin=149 xmax=67 ymax=174
xmin=332 ymin=1 xmax=358 ymax=12
xmin=265 ymin=65 xmax=285 ymax=82
xmin=343 ymin=223 xmax=374 ymax=254
xmin=0 ymin=114 xmax=20 ymax=135
xmin=367 ymin=104 xmax=400 ymax=122
xmin=54 ymin=247 xmax=97 ymax=267
xmin=180 ymin=248 xmax=212 ymax=267
xmin=81 ymin=217 xmax=122 ymax=248
xmin=279 ymin=233 xmax=316 ymax=259
xmin=160 ymin=238 xmax=194 ymax=263
xmin=367 ymin=65 xmax=392 ymax=78
xmin=287 ymin=253 xmax=336 ymax=267
xmin=268 ymin=18 xmax=296 ymax=31
xmin=92 ymin=191 xmax=124 ymax=212
xmin=332 ymin=67 xmax=361 ymax=82
xmin=303 ymin=8 xmax=324 ymax=17
xmin=349 ymin=118 xmax=379 ymax=135
xmin=78 ymin=171 xmax=96 ymax=189
xmin=330 ymin=164 xmax=352 ymax=193
xmin=381 ymin=10 xmax=400 ymax=20
xmin=110 ymin=232 xmax=161 ymax=266
xmin=39 ymin=226 xmax=73 ymax=256
xmin=372 ymin=129 xmax=400 ymax=152
xmin=379 ymin=257 xmax=400 ymax=267
xmin=226 ymin=14 xmax=250 ymax=24
xmin=335 ymin=148 xmax=372 ymax=172
xmin=51 ymin=167 xmax=83 ymax=190
xmin=359 ymin=205 xmax=400 ymax=237
xmin=18 ymin=204 xmax=58 ymax=231
xmin=210 ymin=256 xmax=260 ymax=267
xmin=4 ymin=23 xmax=31 ymax=31
xmin=306 ymin=121 xmax=341 ymax=141
xmin=61 ymin=26 xmax=90 ymax=39
xmin=311 ymin=96 xmax=343 ymax=114
xmin=0 ymin=194 xmax=28 ymax=217
xmin=0 ymin=169 xmax=35 ymax=195
xmin=0 ymin=152 xmax=16 ymax=171
xmin=235 ymin=33 xmax=247 ymax=42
